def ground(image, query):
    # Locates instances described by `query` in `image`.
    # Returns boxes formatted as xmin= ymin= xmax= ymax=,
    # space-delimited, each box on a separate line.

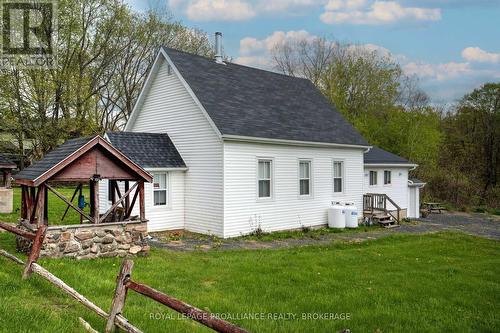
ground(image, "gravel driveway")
xmin=409 ymin=211 xmax=500 ymax=240
xmin=148 ymin=212 xmax=500 ymax=252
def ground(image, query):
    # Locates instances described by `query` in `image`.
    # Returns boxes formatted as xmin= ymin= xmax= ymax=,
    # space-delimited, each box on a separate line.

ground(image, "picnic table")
xmin=422 ymin=202 xmax=447 ymax=214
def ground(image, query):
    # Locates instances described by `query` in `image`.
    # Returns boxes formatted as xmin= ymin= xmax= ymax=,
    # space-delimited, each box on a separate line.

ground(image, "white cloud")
xmin=321 ymin=0 xmax=441 ymax=25
xmin=325 ymin=0 xmax=366 ymax=11
xmin=185 ymin=0 xmax=255 ymax=21
xmin=462 ymin=47 xmax=500 ymax=64
xmin=236 ymin=30 xmax=317 ymax=68
xmin=403 ymin=62 xmax=472 ymax=81
xmin=257 ymin=0 xmax=319 ymax=13
xmin=170 ymin=0 xmax=324 ymax=21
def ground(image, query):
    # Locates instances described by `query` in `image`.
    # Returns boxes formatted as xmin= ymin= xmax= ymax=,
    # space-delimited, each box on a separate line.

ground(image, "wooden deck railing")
xmin=363 ymin=193 xmax=401 ymax=224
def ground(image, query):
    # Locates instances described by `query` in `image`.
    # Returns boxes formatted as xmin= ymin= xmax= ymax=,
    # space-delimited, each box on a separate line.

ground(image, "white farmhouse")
xmin=99 ymin=42 xmax=425 ymax=237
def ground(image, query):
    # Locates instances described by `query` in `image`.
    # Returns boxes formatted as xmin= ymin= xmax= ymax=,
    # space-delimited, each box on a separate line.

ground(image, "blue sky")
xmin=127 ymin=0 xmax=500 ymax=104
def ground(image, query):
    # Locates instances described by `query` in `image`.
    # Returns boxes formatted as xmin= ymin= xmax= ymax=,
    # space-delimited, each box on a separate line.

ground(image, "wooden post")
xmin=93 ymin=179 xmax=100 ymax=223
xmin=43 ymin=185 xmax=48 ymax=225
xmin=89 ymin=180 xmax=95 ymax=219
xmin=110 ymin=180 xmax=116 ymax=221
xmin=106 ymin=260 xmax=134 ymax=333
xmin=138 ymin=181 xmax=145 ymax=221
xmin=23 ymin=224 xmax=47 ymax=279
xmin=29 ymin=186 xmax=36 ymax=222
xmin=124 ymin=181 xmax=130 ymax=213
xmin=21 ymin=186 xmax=27 ymax=219
xmin=30 ymin=186 xmax=42 ymax=224
xmin=35 ymin=185 xmax=46 ymax=226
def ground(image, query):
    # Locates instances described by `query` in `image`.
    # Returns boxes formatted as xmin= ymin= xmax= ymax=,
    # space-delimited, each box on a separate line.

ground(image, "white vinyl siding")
xmin=257 ymin=159 xmax=273 ymax=199
xmin=369 ymin=171 xmax=378 ymax=186
xmin=98 ymin=171 xmax=185 ymax=232
xmin=125 ymin=56 xmax=223 ymax=236
xmin=224 ymin=141 xmax=364 ymax=238
xmin=364 ymin=167 xmax=409 ymax=212
xmin=333 ymin=161 xmax=343 ymax=193
xmin=384 ymin=170 xmax=391 ymax=185
xmin=299 ymin=160 xmax=312 ymax=196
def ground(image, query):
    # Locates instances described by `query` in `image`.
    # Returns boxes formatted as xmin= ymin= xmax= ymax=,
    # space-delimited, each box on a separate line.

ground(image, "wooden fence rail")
xmin=107 ymin=260 xmax=250 ymax=333
xmin=0 ymin=220 xmax=250 ymax=333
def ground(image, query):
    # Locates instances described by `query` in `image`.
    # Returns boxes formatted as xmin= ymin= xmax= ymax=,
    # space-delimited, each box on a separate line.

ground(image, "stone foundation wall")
xmin=16 ymin=221 xmax=149 ymax=259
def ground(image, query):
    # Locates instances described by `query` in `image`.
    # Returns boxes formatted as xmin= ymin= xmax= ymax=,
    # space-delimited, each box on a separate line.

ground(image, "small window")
xmin=299 ymin=160 xmax=311 ymax=196
xmin=258 ymin=159 xmax=272 ymax=198
xmin=333 ymin=161 xmax=343 ymax=193
xmin=369 ymin=171 xmax=378 ymax=186
xmin=153 ymin=173 xmax=167 ymax=206
xmin=384 ymin=170 xmax=391 ymax=185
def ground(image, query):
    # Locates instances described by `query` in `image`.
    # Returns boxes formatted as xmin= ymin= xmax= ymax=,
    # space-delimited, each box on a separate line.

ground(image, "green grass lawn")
xmin=0 ymin=186 xmax=90 ymax=225
xmin=0 ymin=232 xmax=498 ymax=332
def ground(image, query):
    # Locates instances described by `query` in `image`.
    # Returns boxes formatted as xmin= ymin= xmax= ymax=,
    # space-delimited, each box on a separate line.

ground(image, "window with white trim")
xmin=333 ymin=161 xmax=343 ymax=193
xmin=369 ymin=171 xmax=378 ymax=186
xmin=258 ymin=159 xmax=272 ymax=198
xmin=299 ymin=160 xmax=311 ymax=196
xmin=153 ymin=173 xmax=167 ymax=206
xmin=384 ymin=170 xmax=391 ymax=185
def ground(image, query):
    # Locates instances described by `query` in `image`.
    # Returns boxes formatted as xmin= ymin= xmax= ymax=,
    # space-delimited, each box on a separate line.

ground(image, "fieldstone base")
xmin=16 ymin=221 xmax=149 ymax=259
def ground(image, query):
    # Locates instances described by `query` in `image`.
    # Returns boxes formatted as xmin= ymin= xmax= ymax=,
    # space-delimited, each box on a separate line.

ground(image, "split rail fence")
xmin=0 ymin=221 xmax=250 ymax=333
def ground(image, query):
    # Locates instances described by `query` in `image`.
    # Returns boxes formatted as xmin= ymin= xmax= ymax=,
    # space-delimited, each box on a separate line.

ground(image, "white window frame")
xmin=152 ymin=172 xmax=169 ymax=207
xmin=369 ymin=170 xmax=378 ymax=186
xmin=298 ymin=159 xmax=313 ymax=198
xmin=333 ymin=160 xmax=345 ymax=194
xmin=384 ymin=170 xmax=392 ymax=185
xmin=257 ymin=158 xmax=274 ymax=200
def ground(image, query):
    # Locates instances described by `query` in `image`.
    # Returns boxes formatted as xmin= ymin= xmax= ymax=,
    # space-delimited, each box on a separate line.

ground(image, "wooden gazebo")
xmin=0 ymin=154 xmax=16 ymax=188
xmin=13 ymin=136 xmax=152 ymax=226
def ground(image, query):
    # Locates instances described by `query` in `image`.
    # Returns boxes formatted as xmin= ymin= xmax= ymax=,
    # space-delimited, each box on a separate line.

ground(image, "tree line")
xmin=0 ymin=1 xmax=498 ymax=209
xmin=0 ymin=0 xmax=213 ymax=167
xmin=272 ymin=38 xmax=499 ymax=209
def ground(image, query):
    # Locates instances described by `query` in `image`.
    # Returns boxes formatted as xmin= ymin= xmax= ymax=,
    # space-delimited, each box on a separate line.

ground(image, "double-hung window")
xmin=384 ymin=170 xmax=392 ymax=185
xmin=153 ymin=173 xmax=168 ymax=206
xmin=369 ymin=171 xmax=378 ymax=186
xmin=299 ymin=160 xmax=312 ymax=196
xmin=333 ymin=161 xmax=344 ymax=193
xmin=258 ymin=159 xmax=272 ymax=199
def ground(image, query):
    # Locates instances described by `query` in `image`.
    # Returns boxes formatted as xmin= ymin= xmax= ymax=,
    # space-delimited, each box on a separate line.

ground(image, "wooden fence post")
xmin=23 ymin=224 xmax=47 ymax=279
xmin=106 ymin=260 xmax=134 ymax=333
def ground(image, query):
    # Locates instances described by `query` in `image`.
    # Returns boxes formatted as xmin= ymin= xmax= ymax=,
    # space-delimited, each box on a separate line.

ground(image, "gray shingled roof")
xmin=163 ymin=47 xmax=368 ymax=147
xmin=0 ymin=154 xmax=16 ymax=168
xmin=106 ymin=132 xmax=186 ymax=169
xmin=364 ymin=146 xmax=414 ymax=165
xmin=409 ymin=177 xmax=425 ymax=184
xmin=14 ymin=137 xmax=93 ymax=181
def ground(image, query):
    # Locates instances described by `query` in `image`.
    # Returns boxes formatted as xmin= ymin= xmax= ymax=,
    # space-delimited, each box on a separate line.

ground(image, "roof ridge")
xmin=162 ymin=46 xmax=310 ymax=82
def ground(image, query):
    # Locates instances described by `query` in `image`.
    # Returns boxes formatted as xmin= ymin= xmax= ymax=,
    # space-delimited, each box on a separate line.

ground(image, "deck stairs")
xmin=363 ymin=193 xmax=401 ymax=228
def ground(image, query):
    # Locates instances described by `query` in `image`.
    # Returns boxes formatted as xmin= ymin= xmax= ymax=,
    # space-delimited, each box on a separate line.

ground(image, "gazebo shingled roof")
xmin=13 ymin=135 xmax=152 ymax=226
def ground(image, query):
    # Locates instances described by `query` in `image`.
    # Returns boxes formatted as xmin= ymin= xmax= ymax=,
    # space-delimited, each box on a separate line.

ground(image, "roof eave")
xmin=364 ymin=162 xmax=418 ymax=168
xmin=14 ymin=136 xmax=153 ymax=186
xmin=222 ymin=134 xmax=370 ymax=149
